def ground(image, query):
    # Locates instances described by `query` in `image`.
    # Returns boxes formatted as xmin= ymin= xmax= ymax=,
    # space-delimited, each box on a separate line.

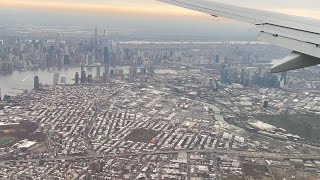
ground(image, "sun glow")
xmin=0 ymin=0 xmax=204 ymax=17
xmin=0 ymin=0 xmax=319 ymax=20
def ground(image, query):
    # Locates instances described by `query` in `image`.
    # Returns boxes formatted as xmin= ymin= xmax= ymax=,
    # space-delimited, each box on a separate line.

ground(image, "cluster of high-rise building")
xmin=220 ymin=65 xmax=288 ymax=88
xmin=0 ymin=27 xmax=122 ymax=73
xmin=0 ymin=35 xmax=71 ymax=72
xmin=3 ymin=23 xmax=320 ymax=179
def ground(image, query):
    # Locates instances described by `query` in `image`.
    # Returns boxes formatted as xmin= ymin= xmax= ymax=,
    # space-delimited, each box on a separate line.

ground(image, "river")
xmin=0 ymin=66 xmax=177 ymax=99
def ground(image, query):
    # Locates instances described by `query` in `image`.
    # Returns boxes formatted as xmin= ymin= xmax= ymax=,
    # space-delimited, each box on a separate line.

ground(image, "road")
xmin=2 ymin=149 xmax=320 ymax=163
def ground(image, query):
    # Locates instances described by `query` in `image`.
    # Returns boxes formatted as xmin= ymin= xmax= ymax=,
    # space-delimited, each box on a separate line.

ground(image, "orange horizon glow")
xmin=0 ymin=0 xmax=204 ymax=17
xmin=0 ymin=0 xmax=319 ymax=20
xmin=274 ymin=8 xmax=320 ymax=19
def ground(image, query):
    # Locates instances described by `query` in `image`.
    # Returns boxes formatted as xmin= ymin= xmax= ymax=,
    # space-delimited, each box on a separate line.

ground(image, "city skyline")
xmin=1 ymin=1 xmax=320 ymax=178
xmin=1 ymin=0 xmax=319 ymax=42
xmin=1 ymin=38 xmax=320 ymax=179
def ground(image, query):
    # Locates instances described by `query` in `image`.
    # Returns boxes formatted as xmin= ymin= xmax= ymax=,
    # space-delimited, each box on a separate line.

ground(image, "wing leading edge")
xmin=157 ymin=0 xmax=320 ymax=72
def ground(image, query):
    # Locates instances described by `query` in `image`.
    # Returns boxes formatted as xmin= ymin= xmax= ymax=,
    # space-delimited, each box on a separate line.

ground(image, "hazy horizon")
xmin=0 ymin=0 xmax=319 ymax=41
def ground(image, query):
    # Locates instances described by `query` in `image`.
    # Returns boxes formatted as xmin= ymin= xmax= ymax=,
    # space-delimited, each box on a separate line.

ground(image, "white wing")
xmin=157 ymin=0 xmax=320 ymax=73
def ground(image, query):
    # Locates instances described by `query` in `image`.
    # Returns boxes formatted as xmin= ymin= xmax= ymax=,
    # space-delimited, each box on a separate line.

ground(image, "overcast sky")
xmin=0 ymin=0 xmax=319 ymax=40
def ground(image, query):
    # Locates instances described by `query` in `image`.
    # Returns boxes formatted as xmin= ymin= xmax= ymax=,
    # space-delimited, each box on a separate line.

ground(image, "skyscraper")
xmin=88 ymin=75 xmax=93 ymax=83
xmin=75 ymin=72 xmax=79 ymax=84
xmin=129 ymin=67 xmax=138 ymax=81
xmin=215 ymin=55 xmax=220 ymax=64
xmin=53 ymin=73 xmax=59 ymax=85
xmin=94 ymin=27 xmax=98 ymax=47
xmin=221 ymin=65 xmax=228 ymax=84
xmin=280 ymin=72 xmax=288 ymax=85
xmin=96 ymin=65 xmax=101 ymax=79
xmin=110 ymin=69 xmax=115 ymax=77
xmin=86 ymin=53 xmax=95 ymax=65
xmin=80 ymin=65 xmax=87 ymax=83
xmin=81 ymin=65 xmax=84 ymax=73
xmin=64 ymin=55 xmax=70 ymax=65
xmin=47 ymin=46 xmax=56 ymax=67
xmin=34 ymin=76 xmax=40 ymax=90
xmin=55 ymin=33 xmax=61 ymax=48
xmin=104 ymin=47 xmax=110 ymax=79
xmin=81 ymin=71 xmax=86 ymax=84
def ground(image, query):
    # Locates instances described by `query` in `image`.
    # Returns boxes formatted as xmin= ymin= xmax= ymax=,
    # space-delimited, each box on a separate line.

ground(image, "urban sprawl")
xmin=1 ymin=27 xmax=320 ymax=179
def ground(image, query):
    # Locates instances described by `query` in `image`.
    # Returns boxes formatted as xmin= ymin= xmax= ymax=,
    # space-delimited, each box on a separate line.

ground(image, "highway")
xmin=2 ymin=149 xmax=320 ymax=163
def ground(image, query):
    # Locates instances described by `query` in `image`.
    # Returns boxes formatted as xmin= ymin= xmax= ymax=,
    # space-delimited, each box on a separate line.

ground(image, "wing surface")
xmin=158 ymin=0 xmax=320 ymax=72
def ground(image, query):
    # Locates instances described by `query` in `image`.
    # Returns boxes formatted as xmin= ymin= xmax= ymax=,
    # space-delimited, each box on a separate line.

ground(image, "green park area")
xmin=0 ymin=137 xmax=14 ymax=146
xmin=256 ymin=114 xmax=320 ymax=143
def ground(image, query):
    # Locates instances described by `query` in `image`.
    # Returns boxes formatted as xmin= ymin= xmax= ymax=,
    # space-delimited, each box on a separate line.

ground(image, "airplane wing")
xmin=157 ymin=0 xmax=320 ymax=73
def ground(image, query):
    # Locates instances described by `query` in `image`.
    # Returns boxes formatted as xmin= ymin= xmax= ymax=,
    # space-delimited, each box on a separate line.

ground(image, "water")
xmin=0 ymin=66 xmax=177 ymax=98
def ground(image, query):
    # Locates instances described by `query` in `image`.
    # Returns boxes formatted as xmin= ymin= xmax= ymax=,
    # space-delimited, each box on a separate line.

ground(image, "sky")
xmin=0 ymin=0 xmax=319 ymax=40
xmin=1 ymin=0 xmax=319 ymax=18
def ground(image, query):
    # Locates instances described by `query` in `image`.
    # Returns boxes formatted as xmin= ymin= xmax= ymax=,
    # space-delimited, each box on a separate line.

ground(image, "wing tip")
xmin=271 ymin=51 xmax=320 ymax=73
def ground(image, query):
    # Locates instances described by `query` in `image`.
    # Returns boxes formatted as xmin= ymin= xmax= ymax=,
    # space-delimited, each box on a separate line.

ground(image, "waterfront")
xmin=0 ymin=66 xmax=177 ymax=98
